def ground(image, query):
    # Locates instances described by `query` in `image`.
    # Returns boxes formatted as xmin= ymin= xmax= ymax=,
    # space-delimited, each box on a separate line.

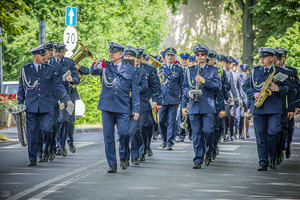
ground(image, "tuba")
xmin=70 ymin=41 xmax=93 ymax=89
xmin=6 ymin=105 xmax=27 ymax=147
xmin=148 ymin=55 xmax=163 ymax=69
xmin=254 ymin=66 xmax=276 ymax=108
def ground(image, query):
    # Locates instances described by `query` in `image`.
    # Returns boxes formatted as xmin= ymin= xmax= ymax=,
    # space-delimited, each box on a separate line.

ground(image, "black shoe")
xmin=175 ymin=137 xmax=181 ymax=142
xmin=224 ymin=135 xmax=229 ymax=142
xmin=132 ymin=158 xmax=140 ymax=165
xmin=37 ymin=156 xmax=43 ymax=162
xmin=120 ymin=159 xmax=128 ymax=170
xmin=246 ymin=135 xmax=250 ymax=138
xmin=55 ymin=149 xmax=62 ymax=155
xmin=257 ymin=165 xmax=267 ymax=171
xmin=147 ymin=147 xmax=153 ymax=157
xmin=28 ymin=161 xmax=37 ymax=166
xmin=166 ymin=145 xmax=172 ymax=150
xmin=153 ymin=133 xmax=158 ymax=141
xmin=42 ymin=152 xmax=49 ymax=162
xmin=216 ymin=147 xmax=219 ymax=155
xmin=161 ymin=142 xmax=166 ymax=148
xmin=193 ymin=162 xmax=201 ymax=169
xmin=188 ymin=134 xmax=192 ymax=141
xmin=204 ymin=154 xmax=212 ymax=166
xmin=276 ymin=155 xmax=282 ymax=165
xmin=49 ymin=151 xmax=55 ymax=161
xmin=170 ymin=140 xmax=175 ymax=145
xmin=180 ymin=138 xmax=184 ymax=142
xmin=107 ymin=166 xmax=117 ymax=173
xmin=269 ymin=161 xmax=276 ymax=170
xmin=62 ymin=147 xmax=67 ymax=157
xmin=69 ymin=145 xmax=76 ymax=153
xmin=212 ymin=151 xmax=216 ymax=160
xmin=140 ymin=155 xmax=146 ymax=162
xmin=285 ymin=148 xmax=291 ymax=159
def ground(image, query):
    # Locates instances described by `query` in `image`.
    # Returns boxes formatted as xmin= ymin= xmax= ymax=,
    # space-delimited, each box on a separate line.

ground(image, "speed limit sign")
xmin=63 ymin=26 xmax=78 ymax=51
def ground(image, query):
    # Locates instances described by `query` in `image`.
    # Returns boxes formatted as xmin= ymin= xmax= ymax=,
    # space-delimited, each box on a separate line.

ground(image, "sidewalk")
xmin=0 ymin=124 xmax=103 ymax=135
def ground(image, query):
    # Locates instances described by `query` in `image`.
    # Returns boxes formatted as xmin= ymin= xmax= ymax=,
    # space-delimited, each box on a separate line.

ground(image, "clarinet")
xmin=194 ymin=63 xmax=201 ymax=102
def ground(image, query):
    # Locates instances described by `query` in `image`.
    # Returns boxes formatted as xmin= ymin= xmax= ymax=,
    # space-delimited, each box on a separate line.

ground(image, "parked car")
xmin=2 ymin=81 xmax=19 ymax=95
xmin=2 ymin=81 xmax=85 ymax=118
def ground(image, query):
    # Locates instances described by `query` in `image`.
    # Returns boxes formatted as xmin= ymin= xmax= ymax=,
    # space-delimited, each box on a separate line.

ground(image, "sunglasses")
xmin=196 ymin=52 xmax=205 ymax=57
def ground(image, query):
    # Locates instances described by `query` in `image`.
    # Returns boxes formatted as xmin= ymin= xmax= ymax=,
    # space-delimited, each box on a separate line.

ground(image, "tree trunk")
xmin=237 ymin=0 xmax=255 ymax=67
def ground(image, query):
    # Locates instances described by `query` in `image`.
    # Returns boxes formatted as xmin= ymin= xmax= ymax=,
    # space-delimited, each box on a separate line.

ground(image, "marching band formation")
xmin=16 ymin=40 xmax=299 ymax=173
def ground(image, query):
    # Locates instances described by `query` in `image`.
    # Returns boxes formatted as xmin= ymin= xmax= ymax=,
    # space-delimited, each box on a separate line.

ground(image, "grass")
xmin=0 ymin=133 xmax=9 ymax=141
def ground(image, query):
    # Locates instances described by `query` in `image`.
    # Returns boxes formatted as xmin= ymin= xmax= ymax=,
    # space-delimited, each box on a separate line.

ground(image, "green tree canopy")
xmin=253 ymin=0 xmax=300 ymax=49
xmin=2 ymin=0 xmax=168 ymax=124
xmin=0 ymin=0 xmax=29 ymax=35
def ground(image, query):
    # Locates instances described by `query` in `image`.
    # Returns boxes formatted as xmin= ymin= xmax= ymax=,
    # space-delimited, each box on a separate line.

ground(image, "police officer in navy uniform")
xmin=182 ymin=44 xmax=221 ymax=169
xmin=158 ymin=47 xmax=184 ymax=150
xmin=274 ymin=47 xmax=299 ymax=159
xmin=122 ymin=46 xmax=147 ymax=165
xmin=239 ymin=64 xmax=251 ymax=139
xmin=273 ymin=48 xmax=295 ymax=165
xmin=190 ymin=55 xmax=197 ymax=66
xmin=160 ymin=50 xmax=166 ymax=65
xmin=243 ymin=47 xmax=290 ymax=171
xmin=207 ymin=50 xmax=228 ymax=160
xmin=53 ymin=43 xmax=80 ymax=156
xmin=224 ymin=56 xmax=239 ymax=141
xmin=67 ymin=63 xmax=90 ymax=154
xmin=137 ymin=48 xmax=162 ymax=161
xmin=17 ymin=45 xmax=70 ymax=166
xmin=90 ymin=42 xmax=140 ymax=173
xmin=41 ymin=41 xmax=65 ymax=162
xmin=216 ymin=54 xmax=231 ymax=143
xmin=175 ymin=53 xmax=192 ymax=142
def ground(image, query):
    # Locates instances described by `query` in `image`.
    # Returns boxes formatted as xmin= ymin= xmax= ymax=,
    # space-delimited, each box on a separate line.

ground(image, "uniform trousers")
xmin=140 ymin=111 xmax=153 ymax=155
xmin=285 ymin=118 xmax=294 ymax=150
xmin=102 ymin=110 xmax=130 ymax=167
xmin=126 ymin=114 xmax=141 ymax=160
xmin=158 ymin=105 xmax=178 ymax=146
xmin=253 ymin=114 xmax=281 ymax=166
xmin=189 ymin=113 xmax=214 ymax=163
xmin=57 ymin=108 xmax=70 ymax=148
xmin=26 ymin=111 xmax=54 ymax=161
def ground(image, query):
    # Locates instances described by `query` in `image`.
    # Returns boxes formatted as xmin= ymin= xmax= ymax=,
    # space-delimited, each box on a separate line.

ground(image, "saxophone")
xmin=254 ymin=66 xmax=276 ymax=108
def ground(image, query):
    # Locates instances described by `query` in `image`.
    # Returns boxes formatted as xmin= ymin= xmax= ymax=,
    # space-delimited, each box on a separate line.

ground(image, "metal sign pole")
xmin=0 ymin=27 xmax=3 ymax=93
xmin=39 ymin=20 xmax=46 ymax=44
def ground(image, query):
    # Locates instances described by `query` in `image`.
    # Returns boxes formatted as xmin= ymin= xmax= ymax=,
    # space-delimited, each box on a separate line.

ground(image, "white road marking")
xmin=0 ymin=142 xmax=96 ymax=150
xmin=6 ymin=159 xmax=106 ymax=200
xmin=219 ymin=145 xmax=240 ymax=151
xmin=29 ymin=168 xmax=101 ymax=200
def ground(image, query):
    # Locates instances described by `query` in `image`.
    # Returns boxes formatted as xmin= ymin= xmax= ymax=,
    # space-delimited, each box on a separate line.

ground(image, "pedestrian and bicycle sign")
xmin=65 ymin=7 xmax=77 ymax=27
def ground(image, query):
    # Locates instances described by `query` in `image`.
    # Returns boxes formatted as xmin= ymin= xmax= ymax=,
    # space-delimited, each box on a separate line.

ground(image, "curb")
xmin=0 ymin=127 xmax=103 ymax=135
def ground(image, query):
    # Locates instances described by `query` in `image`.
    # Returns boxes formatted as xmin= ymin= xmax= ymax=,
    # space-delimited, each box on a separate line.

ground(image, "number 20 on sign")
xmin=63 ymin=26 xmax=78 ymax=52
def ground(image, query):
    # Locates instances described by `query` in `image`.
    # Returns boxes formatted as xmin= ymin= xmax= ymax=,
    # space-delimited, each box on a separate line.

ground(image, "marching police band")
xmin=17 ymin=40 xmax=299 ymax=172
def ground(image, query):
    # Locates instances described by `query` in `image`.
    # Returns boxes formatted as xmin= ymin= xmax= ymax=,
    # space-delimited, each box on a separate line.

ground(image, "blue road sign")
xmin=65 ymin=7 xmax=77 ymax=27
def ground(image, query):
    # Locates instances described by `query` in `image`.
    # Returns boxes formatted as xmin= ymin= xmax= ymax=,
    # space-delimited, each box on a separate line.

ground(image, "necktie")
xmin=264 ymin=68 xmax=269 ymax=77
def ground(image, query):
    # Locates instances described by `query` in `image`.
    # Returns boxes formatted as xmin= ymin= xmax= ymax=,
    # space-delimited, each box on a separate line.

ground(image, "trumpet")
xmin=180 ymin=104 xmax=189 ymax=130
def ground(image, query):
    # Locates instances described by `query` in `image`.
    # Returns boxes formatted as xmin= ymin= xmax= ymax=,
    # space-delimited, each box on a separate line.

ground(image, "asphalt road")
xmin=0 ymin=128 xmax=299 ymax=200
